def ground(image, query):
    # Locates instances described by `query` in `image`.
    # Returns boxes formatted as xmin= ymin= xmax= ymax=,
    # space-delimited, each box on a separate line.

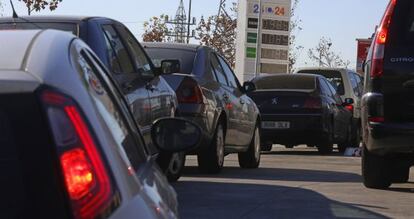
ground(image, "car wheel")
xmin=165 ymin=152 xmax=186 ymax=182
xmin=350 ymin=123 xmax=361 ymax=148
xmin=238 ymin=125 xmax=261 ymax=169
xmin=391 ymin=166 xmax=410 ymax=183
xmin=198 ymin=123 xmax=225 ymax=174
xmin=338 ymin=124 xmax=352 ymax=153
xmin=261 ymin=143 xmax=273 ymax=152
xmin=317 ymin=124 xmax=334 ymax=154
xmin=362 ymin=146 xmax=392 ymax=189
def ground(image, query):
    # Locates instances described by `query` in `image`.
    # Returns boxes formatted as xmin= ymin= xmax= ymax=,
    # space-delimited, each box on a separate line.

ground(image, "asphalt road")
xmin=172 ymin=146 xmax=414 ymax=219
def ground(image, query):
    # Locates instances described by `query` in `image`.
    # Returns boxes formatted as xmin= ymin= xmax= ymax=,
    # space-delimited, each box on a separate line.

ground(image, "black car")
xmin=143 ymin=43 xmax=261 ymax=173
xmin=0 ymin=16 xmax=183 ymax=181
xmin=0 ymin=29 xmax=201 ymax=219
xmin=362 ymin=0 xmax=414 ymax=189
xmin=248 ymin=74 xmax=353 ymax=154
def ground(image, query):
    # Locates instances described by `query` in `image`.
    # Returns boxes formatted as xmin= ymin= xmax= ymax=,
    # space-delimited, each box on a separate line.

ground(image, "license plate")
xmin=261 ymin=121 xmax=290 ymax=129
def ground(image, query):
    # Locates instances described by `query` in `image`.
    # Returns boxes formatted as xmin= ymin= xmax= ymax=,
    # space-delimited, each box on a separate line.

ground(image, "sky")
xmin=0 ymin=0 xmax=389 ymax=69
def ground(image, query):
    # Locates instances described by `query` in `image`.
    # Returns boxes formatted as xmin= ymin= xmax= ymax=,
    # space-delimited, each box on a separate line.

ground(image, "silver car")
xmin=0 ymin=30 xmax=201 ymax=219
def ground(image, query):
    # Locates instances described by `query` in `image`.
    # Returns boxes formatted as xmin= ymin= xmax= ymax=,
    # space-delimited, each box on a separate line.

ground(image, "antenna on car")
xmin=10 ymin=0 xmax=19 ymax=19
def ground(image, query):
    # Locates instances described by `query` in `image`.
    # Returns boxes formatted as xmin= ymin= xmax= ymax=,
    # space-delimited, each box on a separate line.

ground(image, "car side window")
xmin=102 ymin=25 xmax=135 ymax=74
xmin=217 ymin=55 xmax=239 ymax=88
xmin=117 ymin=25 xmax=154 ymax=78
xmin=210 ymin=53 xmax=228 ymax=85
xmin=77 ymin=49 xmax=146 ymax=171
xmin=349 ymin=72 xmax=359 ymax=96
xmin=325 ymin=80 xmax=343 ymax=104
xmin=319 ymin=78 xmax=332 ymax=97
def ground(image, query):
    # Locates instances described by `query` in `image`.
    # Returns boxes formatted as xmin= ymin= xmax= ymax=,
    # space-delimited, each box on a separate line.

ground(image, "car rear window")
xmin=253 ymin=75 xmax=316 ymax=90
xmin=388 ymin=0 xmax=414 ymax=46
xmin=0 ymin=22 xmax=78 ymax=36
xmin=297 ymin=70 xmax=345 ymax=95
xmin=145 ymin=48 xmax=195 ymax=74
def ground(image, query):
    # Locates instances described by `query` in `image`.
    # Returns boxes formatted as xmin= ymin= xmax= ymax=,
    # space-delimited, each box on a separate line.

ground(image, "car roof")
xmin=0 ymin=15 xmax=101 ymax=24
xmin=295 ymin=67 xmax=350 ymax=73
xmin=0 ymin=30 xmax=40 ymax=70
xmin=254 ymin=73 xmax=320 ymax=81
xmin=142 ymin=42 xmax=202 ymax=52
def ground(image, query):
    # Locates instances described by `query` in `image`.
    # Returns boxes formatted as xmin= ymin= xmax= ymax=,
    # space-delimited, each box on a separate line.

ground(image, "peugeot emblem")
xmin=272 ymin=98 xmax=278 ymax=105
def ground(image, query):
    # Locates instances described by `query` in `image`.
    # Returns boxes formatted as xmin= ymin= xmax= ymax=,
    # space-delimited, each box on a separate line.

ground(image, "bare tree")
xmin=142 ymin=14 xmax=172 ymax=42
xmin=289 ymin=0 xmax=303 ymax=72
xmin=17 ymin=0 xmax=63 ymax=15
xmin=195 ymin=2 xmax=237 ymax=67
xmin=308 ymin=37 xmax=350 ymax=68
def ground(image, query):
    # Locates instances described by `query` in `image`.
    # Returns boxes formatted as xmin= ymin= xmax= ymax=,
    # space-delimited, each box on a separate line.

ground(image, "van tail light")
xmin=369 ymin=116 xmax=385 ymax=123
xmin=176 ymin=78 xmax=204 ymax=104
xmin=370 ymin=0 xmax=397 ymax=79
xmin=40 ymin=90 xmax=117 ymax=219
xmin=304 ymin=97 xmax=322 ymax=109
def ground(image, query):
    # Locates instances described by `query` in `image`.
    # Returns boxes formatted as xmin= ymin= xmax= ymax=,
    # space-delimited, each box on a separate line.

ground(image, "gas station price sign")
xmin=235 ymin=0 xmax=291 ymax=82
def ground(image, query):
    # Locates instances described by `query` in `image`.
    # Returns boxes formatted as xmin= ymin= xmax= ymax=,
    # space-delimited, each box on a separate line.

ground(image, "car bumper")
xmin=366 ymin=122 xmax=414 ymax=155
xmin=260 ymin=114 xmax=325 ymax=145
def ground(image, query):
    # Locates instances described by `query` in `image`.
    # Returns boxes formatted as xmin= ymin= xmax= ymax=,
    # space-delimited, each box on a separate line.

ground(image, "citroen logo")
xmin=272 ymin=98 xmax=278 ymax=105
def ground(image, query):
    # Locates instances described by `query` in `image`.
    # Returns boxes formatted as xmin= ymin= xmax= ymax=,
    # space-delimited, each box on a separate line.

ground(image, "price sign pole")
xmin=254 ymin=0 xmax=262 ymax=77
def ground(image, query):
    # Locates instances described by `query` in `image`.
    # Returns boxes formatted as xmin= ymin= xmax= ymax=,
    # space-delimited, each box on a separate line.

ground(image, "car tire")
xmin=338 ymin=124 xmax=352 ymax=153
xmin=198 ymin=123 xmax=225 ymax=174
xmin=261 ymin=143 xmax=273 ymax=152
xmin=391 ymin=166 xmax=410 ymax=183
xmin=238 ymin=125 xmax=261 ymax=169
xmin=350 ymin=123 xmax=361 ymax=148
xmin=362 ymin=146 xmax=392 ymax=189
xmin=165 ymin=152 xmax=186 ymax=182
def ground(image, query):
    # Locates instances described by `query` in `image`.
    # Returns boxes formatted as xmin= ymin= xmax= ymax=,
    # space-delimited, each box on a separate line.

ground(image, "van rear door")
xmin=382 ymin=0 xmax=414 ymax=122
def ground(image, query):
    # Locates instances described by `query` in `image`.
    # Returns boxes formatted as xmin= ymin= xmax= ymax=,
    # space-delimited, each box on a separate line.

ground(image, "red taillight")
xmin=304 ymin=97 xmax=322 ymax=109
xmin=369 ymin=116 xmax=385 ymax=123
xmin=345 ymin=104 xmax=354 ymax=113
xmin=371 ymin=0 xmax=397 ymax=79
xmin=176 ymin=78 xmax=203 ymax=104
xmin=61 ymin=148 xmax=95 ymax=200
xmin=40 ymin=90 xmax=115 ymax=219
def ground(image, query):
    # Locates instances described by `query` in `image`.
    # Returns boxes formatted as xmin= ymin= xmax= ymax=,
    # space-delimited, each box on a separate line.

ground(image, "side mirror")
xmin=161 ymin=59 xmax=181 ymax=75
xmin=151 ymin=118 xmax=201 ymax=153
xmin=343 ymin=98 xmax=354 ymax=105
xmin=242 ymin=81 xmax=256 ymax=93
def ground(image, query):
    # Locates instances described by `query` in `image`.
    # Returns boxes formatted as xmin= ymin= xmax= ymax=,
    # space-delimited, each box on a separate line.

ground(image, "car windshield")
xmin=253 ymin=75 xmax=316 ymax=90
xmin=297 ymin=70 xmax=345 ymax=95
xmin=0 ymin=22 xmax=78 ymax=36
xmin=144 ymin=47 xmax=195 ymax=74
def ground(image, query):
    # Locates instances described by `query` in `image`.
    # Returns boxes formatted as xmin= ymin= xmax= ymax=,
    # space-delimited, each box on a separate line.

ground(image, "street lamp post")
xmin=254 ymin=0 xmax=262 ymax=77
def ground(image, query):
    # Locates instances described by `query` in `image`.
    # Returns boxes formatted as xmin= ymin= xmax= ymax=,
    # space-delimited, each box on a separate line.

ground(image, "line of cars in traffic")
xmin=0 ymin=15 xmax=262 ymax=219
xmin=2 ymin=0 xmax=413 ymax=216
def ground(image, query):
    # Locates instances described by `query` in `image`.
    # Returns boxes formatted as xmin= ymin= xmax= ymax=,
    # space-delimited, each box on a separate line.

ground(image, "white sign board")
xmin=235 ymin=0 xmax=291 ymax=82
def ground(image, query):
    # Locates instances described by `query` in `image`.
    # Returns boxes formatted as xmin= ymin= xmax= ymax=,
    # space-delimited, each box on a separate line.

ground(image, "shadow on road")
xmin=182 ymin=166 xmax=362 ymax=183
xmin=173 ymin=181 xmax=390 ymax=219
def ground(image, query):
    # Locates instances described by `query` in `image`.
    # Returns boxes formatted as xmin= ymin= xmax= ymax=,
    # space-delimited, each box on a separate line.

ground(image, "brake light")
xmin=40 ymin=90 xmax=116 ymax=219
xmin=176 ymin=78 xmax=203 ymax=104
xmin=345 ymin=104 xmax=354 ymax=113
xmin=304 ymin=97 xmax=322 ymax=109
xmin=369 ymin=116 xmax=385 ymax=123
xmin=371 ymin=0 xmax=397 ymax=79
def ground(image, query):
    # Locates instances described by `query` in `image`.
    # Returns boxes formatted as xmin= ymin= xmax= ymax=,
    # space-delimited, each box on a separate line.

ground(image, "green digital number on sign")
xmin=247 ymin=33 xmax=258 ymax=43
xmin=246 ymin=47 xmax=256 ymax=58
